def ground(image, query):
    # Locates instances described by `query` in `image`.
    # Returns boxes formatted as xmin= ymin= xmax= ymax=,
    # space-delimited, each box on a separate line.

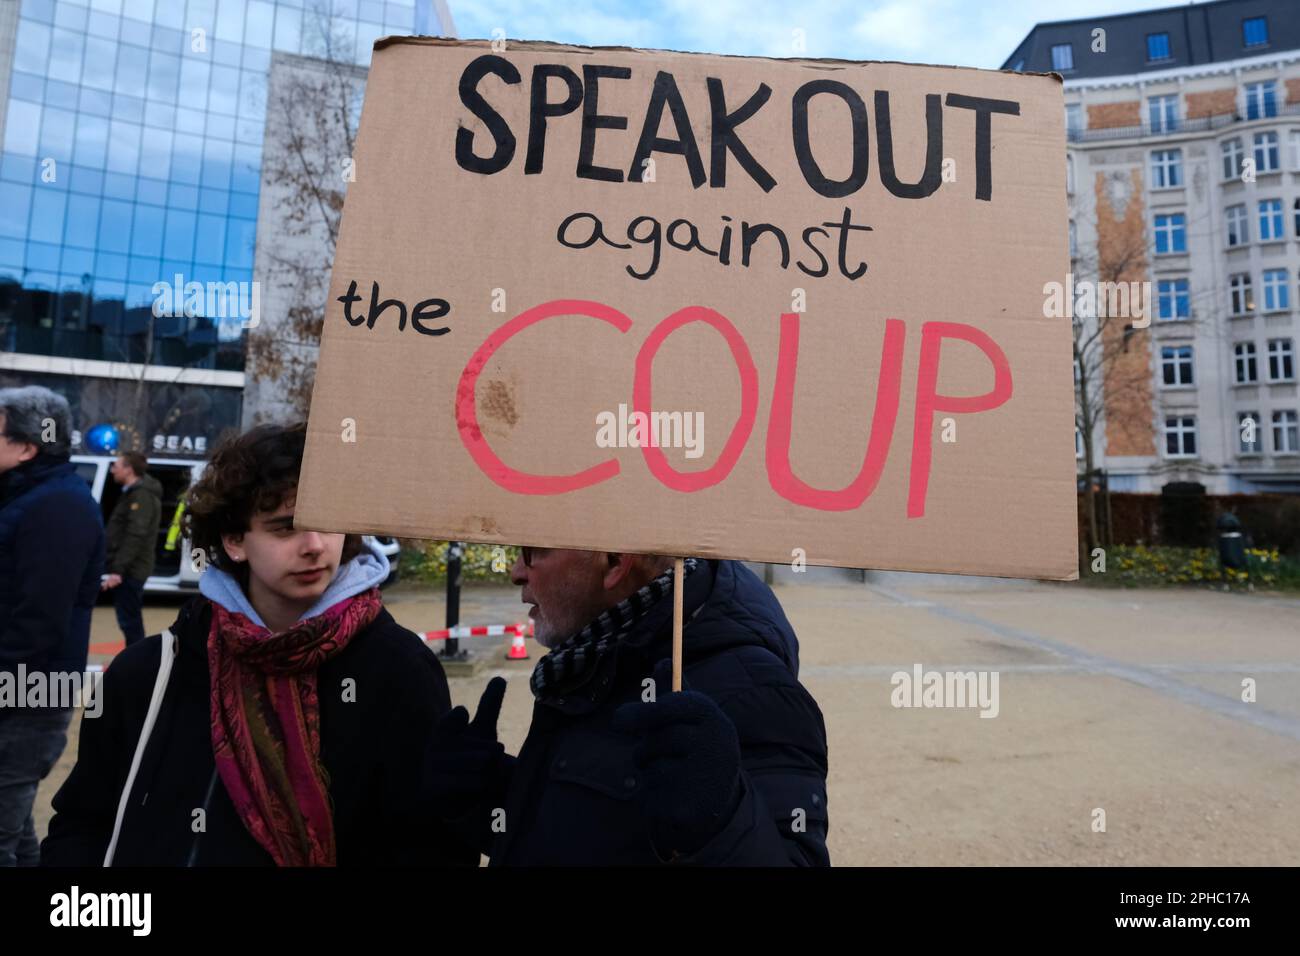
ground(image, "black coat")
xmin=42 ymin=597 xmax=478 ymax=866
xmin=0 ymin=456 xmax=103 ymax=680
xmin=482 ymin=560 xmax=830 ymax=866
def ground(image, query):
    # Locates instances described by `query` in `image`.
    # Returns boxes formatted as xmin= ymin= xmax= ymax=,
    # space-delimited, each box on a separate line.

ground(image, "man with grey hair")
xmin=0 ymin=386 xmax=104 ymax=866
xmin=426 ymin=549 xmax=829 ymax=865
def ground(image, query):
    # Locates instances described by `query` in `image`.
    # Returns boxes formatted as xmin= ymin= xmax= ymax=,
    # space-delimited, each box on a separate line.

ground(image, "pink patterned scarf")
xmin=207 ymin=588 xmax=382 ymax=866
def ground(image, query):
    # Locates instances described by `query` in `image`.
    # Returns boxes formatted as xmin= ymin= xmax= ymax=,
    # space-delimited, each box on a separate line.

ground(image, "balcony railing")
xmin=1066 ymin=102 xmax=1300 ymax=142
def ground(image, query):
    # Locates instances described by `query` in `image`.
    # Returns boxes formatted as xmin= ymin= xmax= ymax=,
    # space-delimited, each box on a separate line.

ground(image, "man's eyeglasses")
xmin=520 ymin=546 xmax=548 ymax=568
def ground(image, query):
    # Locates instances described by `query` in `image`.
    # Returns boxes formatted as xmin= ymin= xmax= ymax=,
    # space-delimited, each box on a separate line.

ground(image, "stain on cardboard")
xmin=481 ymin=379 xmax=519 ymax=427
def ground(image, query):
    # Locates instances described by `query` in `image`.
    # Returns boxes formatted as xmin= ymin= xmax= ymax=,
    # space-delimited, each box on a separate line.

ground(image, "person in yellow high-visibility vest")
xmin=164 ymin=499 xmax=185 ymax=552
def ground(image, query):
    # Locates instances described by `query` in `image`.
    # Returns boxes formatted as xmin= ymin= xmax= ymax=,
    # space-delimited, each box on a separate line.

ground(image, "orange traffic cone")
xmin=505 ymin=630 xmax=529 ymax=660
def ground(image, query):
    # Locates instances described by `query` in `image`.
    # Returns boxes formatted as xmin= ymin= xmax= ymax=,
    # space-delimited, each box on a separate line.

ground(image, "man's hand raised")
xmin=424 ymin=677 xmax=508 ymax=820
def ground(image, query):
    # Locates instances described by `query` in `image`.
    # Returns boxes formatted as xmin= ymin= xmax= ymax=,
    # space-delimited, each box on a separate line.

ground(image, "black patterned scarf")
xmin=530 ymin=558 xmax=700 ymax=701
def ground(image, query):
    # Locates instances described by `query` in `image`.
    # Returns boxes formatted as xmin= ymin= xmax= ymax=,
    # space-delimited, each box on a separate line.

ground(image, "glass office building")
xmin=0 ymin=0 xmax=439 ymax=452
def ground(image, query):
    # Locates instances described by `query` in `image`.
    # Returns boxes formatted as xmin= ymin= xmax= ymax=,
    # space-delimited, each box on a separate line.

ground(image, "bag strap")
xmin=104 ymin=628 xmax=177 ymax=867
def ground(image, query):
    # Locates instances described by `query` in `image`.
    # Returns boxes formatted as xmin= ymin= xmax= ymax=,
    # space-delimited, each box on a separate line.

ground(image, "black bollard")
xmin=441 ymin=541 xmax=467 ymax=662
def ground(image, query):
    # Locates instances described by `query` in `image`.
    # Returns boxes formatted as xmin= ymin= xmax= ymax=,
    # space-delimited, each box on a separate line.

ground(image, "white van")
xmin=72 ymin=454 xmax=401 ymax=595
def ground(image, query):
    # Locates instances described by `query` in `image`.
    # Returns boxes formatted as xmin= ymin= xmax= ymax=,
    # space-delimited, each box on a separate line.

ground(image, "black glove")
xmin=424 ymin=677 xmax=508 ymax=821
xmin=612 ymin=659 xmax=743 ymax=860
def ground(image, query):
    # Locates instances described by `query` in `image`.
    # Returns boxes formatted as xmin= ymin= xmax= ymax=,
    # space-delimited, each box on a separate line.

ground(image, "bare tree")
xmin=1070 ymin=168 xmax=1215 ymax=557
xmin=1071 ymin=219 xmax=1150 ymax=555
xmin=245 ymin=4 xmax=364 ymax=423
xmin=128 ymin=310 xmax=156 ymax=430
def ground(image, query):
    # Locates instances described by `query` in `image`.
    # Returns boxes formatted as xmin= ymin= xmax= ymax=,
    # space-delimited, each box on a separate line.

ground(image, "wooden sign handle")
xmin=672 ymin=557 xmax=684 ymax=692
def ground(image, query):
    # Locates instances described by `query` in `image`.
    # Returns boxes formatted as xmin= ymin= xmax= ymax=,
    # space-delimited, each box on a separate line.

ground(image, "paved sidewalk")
xmin=35 ymin=571 xmax=1300 ymax=865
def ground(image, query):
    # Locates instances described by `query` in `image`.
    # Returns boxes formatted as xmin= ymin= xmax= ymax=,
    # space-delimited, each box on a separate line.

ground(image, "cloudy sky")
xmin=448 ymin=0 xmax=1195 ymax=70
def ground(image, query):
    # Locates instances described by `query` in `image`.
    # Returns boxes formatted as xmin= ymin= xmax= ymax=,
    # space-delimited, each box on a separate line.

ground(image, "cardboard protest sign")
xmin=295 ymin=38 xmax=1077 ymax=580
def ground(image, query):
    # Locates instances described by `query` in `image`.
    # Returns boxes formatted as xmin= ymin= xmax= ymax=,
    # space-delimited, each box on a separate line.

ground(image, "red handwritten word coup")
xmin=455 ymin=300 xmax=1012 ymax=517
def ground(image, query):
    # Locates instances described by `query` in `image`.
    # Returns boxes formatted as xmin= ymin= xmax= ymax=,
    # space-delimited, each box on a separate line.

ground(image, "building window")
xmin=1244 ymin=81 xmax=1276 ymax=120
xmin=1239 ymin=412 xmax=1262 ymax=454
xmin=1226 ymin=204 xmax=1249 ymax=247
xmin=1157 ymin=278 xmax=1189 ymax=321
xmin=1268 ymin=338 xmax=1295 ymax=381
xmin=1274 ymin=411 xmax=1300 ymax=454
xmin=1291 ymin=130 xmax=1300 ymax=171
xmin=1069 ymin=219 xmax=1077 ymax=259
xmin=1161 ymin=345 xmax=1194 ymax=387
xmin=1242 ymin=17 xmax=1269 ymax=48
xmin=1146 ymin=32 xmax=1172 ymax=61
xmin=1221 ymin=138 xmax=1244 ymax=180
xmin=1229 ymin=273 xmax=1254 ymax=315
xmin=1258 ymin=199 xmax=1284 ymax=241
xmin=1148 ymin=94 xmax=1179 ymax=133
xmin=1066 ymin=153 xmax=1075 ymax=194
xmin=1295 ymin=198 xmax=1300 ymax=238
xmin=1075 ymin=427 xmax=1084 ymax=460
xmin=1154 ymin=213 xmax=1185 ymax=254
xmin=1051 ymin=44 xmax=1074 ymax=72
xmin=1234 ymin=342 xmax=1258 ymax=383
xmin=1262 ymin=270 xmax=1290 ymax=311
xmin=1151 ymin=149 xmax=1182 ymax=188
xmin=1065 ymin=103 xmax=1082 ymax=136
xmin=1164 ymin=416 xmax=1197 ymax=457
xmin=1254 ymin=131 xmax=1279 ymax=172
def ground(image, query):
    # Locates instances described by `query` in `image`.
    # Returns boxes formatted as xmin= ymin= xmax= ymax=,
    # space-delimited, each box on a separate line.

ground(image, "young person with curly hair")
xmin=42 ymin=423 xmax=477 ymax=866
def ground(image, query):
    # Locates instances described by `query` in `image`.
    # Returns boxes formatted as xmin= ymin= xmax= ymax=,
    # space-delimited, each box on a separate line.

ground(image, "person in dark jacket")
xmin=0 ymin=386 xmax=104 ymax=866
xmin=101 ymin=450 xmax=163 ymax=648
xmin=42 ymin=423 xmax=475 ymax=867
xmin=427 ymin=549 xmax=830 ymax=865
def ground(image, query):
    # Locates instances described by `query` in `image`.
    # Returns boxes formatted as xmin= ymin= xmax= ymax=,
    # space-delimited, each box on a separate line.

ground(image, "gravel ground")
xmin=34 ymin=567 xmax=1300 ymax=866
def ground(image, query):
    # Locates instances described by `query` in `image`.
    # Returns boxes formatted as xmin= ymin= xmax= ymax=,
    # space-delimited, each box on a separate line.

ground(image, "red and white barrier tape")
xmin=420 ymin=621 xmax=534 ymax=642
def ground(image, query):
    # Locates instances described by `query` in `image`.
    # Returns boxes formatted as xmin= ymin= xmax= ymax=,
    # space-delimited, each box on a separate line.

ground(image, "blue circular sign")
xmin=84 ymin=423 xmax=121 ymax=455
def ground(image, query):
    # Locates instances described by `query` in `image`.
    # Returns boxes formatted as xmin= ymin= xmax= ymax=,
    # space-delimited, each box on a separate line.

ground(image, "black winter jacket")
xmin=475 ymin=559 xmax=830 ymax=866
xmin=41 ymin=597 xmax=478 ymax=866
xmin=0 ymin=455 xmax=103 ymax=682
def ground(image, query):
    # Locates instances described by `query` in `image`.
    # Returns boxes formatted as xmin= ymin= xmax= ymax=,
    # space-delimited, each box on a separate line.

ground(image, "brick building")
xmin=1006 ymin=0 xmax=1300 ymax=493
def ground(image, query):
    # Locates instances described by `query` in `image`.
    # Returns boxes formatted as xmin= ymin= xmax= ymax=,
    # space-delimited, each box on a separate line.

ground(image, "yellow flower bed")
xmin=1092 ymin=545 xmax=1295 ymax=589
xmin=398 ymin=542 xmax=521 ymax=584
